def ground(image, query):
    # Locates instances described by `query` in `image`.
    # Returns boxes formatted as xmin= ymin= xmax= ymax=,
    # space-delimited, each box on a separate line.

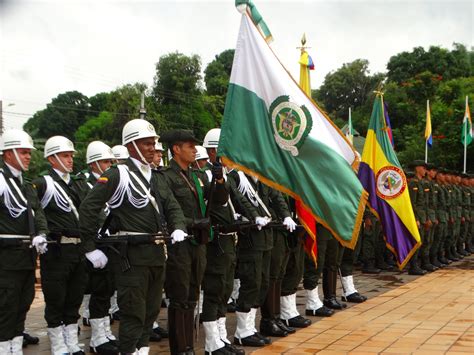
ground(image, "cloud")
xmin=0 ymin=0 xmax=471 ymax=130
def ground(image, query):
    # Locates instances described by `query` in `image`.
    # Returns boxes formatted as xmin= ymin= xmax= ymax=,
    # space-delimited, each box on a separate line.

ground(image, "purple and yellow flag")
xmin=358 ymin=93 xmax=421 ymax=269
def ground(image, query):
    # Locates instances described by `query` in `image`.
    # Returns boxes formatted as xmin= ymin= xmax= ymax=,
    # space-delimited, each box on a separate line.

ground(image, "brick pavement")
xmin=24 ymin=256 xmax=473 ymax=354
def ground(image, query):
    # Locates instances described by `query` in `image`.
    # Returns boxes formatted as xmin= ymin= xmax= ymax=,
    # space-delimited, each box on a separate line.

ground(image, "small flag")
xmin=425 ymin=100 xmax=433 ymax=148
xmin=461 ymin=96 xmax=472 ymax=146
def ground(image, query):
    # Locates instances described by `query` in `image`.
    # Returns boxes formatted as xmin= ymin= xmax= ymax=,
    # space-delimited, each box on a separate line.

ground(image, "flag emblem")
xmin=376 ymin=166 xmax=406 ymax=200
xmin=269 ymin=95 xmax=312 ymax=156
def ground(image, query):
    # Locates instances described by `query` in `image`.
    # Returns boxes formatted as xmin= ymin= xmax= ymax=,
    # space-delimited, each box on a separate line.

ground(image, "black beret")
xmin=159 ymin=129 xmax=200 ymax=144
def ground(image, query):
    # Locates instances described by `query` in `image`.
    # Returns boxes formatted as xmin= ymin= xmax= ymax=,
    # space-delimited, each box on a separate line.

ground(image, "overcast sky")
xmin=0 ymin=0 xmax=472 ymax=130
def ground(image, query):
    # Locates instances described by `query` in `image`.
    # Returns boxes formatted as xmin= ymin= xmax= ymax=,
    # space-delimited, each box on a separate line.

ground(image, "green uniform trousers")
xmin=303 ymin=229 xmax=339 ymax=290
xmin=201 ymin=235 xmax=237 ymax=321
xmin=114 ymin=261 xmax=165 ymax=352
xmin=166 ymin=240 xmax=206 ymax=310
xmin=88 ymin=266 xmax=115 ymax=319
xmin=0 ymin=269 xmax=35 ymax=341
xmin=281 ymin=236 xmax=305 ymax=296
xmin=236 ymin=248 xmax=271 ymax=312
xmin=40 ymin=247 xmax=87 ymax=328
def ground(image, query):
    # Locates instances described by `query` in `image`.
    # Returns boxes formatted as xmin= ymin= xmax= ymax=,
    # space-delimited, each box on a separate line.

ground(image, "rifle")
xmin=94 ymin=232 xmax=192 ymax=272
xmin=213 ymin=221 xmax=304 ymax=234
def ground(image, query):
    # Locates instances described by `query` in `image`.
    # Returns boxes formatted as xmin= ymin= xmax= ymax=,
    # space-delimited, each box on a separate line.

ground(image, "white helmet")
xmin=86 ymin=141 xmax=115 ymax=164
xmin=195 ymin=145 xmax=209 ymax=161
xmin=203 ymin=128 xmax=221 ymax=148
xmin=44 ymin=136 xmax=76 ymax=158
xmin=122 ymin=119 xmax=158 ymax=145
xmin=0 ymin=129 xmax=36 ymax=151
xmin=155 ymin=139 xmax=164 ymax=151
xmin=112 ymin=145 xmax=129 ymax=160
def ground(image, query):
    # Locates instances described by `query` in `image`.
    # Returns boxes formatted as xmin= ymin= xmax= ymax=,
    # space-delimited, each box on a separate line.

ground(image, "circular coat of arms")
xmin=269 ymin=96 xmax=312 ymax=156
xmin=376 ymin=166 xmax=406 ymax=200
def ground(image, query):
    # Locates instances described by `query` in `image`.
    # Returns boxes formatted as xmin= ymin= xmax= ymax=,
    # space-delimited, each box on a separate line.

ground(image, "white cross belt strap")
xmin=0 ymin=234 xmax=29 ymax=239
xmin=128 ymin=171 xmax=161 ymax=216
xmin=236 ymin=171 xmax=271 ymax=218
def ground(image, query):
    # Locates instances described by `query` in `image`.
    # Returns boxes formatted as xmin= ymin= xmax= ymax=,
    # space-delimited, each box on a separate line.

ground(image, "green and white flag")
xmin=219 ymin=12 xmax=368 ymax=247
xmin=461 ymin=96 xmax=472 ymax=146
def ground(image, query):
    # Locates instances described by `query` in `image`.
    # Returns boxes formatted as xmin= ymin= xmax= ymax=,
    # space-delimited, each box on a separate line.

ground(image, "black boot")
xmin=234 ymin=334 xmax=265 ymax=347
xmin=22 ymin=332 xmax=39 ymax=347
xmin=275 ymin=318 xmax=296 ymax=333
xmin=362 ymin=261 xmax=381 ymax=274
xmin=168 ymin=308 xmax=188 ymax=355
xmin=305 ymin=306 xmax=334 ymax=317
xmin=345 ymin=292 xmax=367 ymax=303
xmin=90 ymin=341 xmax=119 ymax=354
xmin=323 ymin=269 xmax=347 ymax=310
xmin=282 ymin=315 xmax=311 ymax=328
xmin=420 ymin=256 xmax=438 ymax=272
xmin=223 ymin=342 xmax=245 ymax=355
xmin=259 ymin=318 xmax=288 ymax=337
xmin=152 ymin=325 xmax=169 ymax=338
xmin=408 ymin=259 xmax=427 ymax=275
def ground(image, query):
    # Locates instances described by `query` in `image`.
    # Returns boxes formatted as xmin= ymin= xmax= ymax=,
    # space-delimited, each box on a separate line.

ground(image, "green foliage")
xmin=24 ymin=91 xmax=90 ymax=140
xmin=315 ymin=59 xmax=384 ymax=119
xmin=204 ymin=49 xmax=235 ymax=96
xmin=75 ymin=111 xmax=114 ymax=144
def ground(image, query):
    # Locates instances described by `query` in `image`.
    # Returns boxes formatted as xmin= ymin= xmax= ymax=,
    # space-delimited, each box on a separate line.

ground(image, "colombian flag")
xmin=358 ymin=93 xmax=421 ymax=269
xmin=425 ymin=100 xmax=433 ymax=148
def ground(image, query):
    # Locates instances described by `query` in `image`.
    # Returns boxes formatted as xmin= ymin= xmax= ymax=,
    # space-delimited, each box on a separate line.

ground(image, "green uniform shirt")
xmin=161 ymin=159 xmax=229 ymax=231
xmin=437 ymin=184 xmax=448 ymax=224
xmin=0 ymin=164 xmax=48 ymax=270
xmin=426 ymin=179 xmax=439 ymax=222
xmin=227 ymin=170 xmax=290 ymax=251
xmin=79 ymin=159 xmax=186 ymax=266
xmin=408 ymin=177 xmax=429 ymax=223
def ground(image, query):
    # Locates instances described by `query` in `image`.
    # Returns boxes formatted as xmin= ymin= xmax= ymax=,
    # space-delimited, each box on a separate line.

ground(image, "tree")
xmin=314 ymin=59 xmax=384 ymax=120
xmin=387 ymin=44 xmax=472 ymax=84
xmin=204 ymin=49 xmax=235 ymax=96
xmin=152 ymin=52 xmax=216 ymax=138
xmin=24 ymin=91 xmax=90 ymax=140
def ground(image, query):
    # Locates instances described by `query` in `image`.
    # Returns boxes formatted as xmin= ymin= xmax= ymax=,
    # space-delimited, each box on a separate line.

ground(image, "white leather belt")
xmin=60 ymin=236 xmax=81 ymax=244
xmin=0 ymin=234 xmax=29 ymax=239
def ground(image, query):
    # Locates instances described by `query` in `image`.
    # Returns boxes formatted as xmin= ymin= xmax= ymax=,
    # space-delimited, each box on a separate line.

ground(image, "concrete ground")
xmin=24 ymin=256 xmax=473 ymax=354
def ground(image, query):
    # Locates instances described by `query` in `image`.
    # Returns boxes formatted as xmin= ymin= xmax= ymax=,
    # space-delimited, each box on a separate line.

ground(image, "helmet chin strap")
xmin=95 ymin=161 xmax=104 ymax=175
xmin=132 ymin=141 xmax=150 ymax=166
xmin=13 ymin=149 xmax=27 ymax=171
xmin=54 ymin=153 xmax=72 ymax=173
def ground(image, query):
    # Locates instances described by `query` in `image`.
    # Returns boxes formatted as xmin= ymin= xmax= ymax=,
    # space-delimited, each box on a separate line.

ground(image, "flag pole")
xmin=464 ymin=96 xmax=468 ymax=173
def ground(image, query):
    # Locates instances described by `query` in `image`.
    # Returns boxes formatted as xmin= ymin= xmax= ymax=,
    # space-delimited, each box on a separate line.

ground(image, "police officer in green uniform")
xmin=79 ymin=119 xmax=187 ymax=355
xmin=279 ymin=199 xmax=312 ymax=329
xmin=227 ymin=170 xmax=293 ymax=347
xmin=407 ymin=160 xmax=430 ymax=275
xmin=433 ymin=169 xmax=451 ymax=266
xmin=198 ymin=128 xmax=250 ymax=355
xmin=0 ymin=129 xmax=48 ymax=354
xmin=77 ymin=141 xmax=118 ymax=354
xmin=360 ymin=209 xmax=382 ymax=274
xmin=425 ymin=164 xmax=442 ymax=268
xmin=458 ymin=173 xmax=471 ymax=255
xmin=447 ymin=172 xmax=464 ymax=259
xmin=33 ymin=135 xmax=88 ymax=354
xmin=159 ymin=129 xmax=229 ymax=355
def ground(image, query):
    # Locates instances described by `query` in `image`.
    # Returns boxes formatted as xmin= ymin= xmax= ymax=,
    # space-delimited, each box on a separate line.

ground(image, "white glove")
xmin=255 ymin=216 xmax=270 ymax=230
xmin=32 ymin=235 xmax=48 ymax=254
xmin=171 ymin=229 xmax=187 ymax=244
xmin=233 ymin=213 xmax=242 ymax=221
xmin=85 ymin=249 xmax=108 ymax=269
xmin=283 ymin=216 xmax=297 ymax=232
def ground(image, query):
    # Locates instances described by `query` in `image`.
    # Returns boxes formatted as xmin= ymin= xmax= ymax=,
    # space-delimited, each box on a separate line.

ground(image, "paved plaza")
xmin=24 ymin=256 xmax=473 ymax=354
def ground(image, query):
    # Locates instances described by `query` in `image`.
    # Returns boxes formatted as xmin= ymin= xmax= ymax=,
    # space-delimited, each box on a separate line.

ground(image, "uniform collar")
xmin=130 ymin=157 xmax=151 ymax=182
xmin=170 ymin=159 xmax=190 ymax=176
xmin=53 ymin=168 xmax=70 ymax=184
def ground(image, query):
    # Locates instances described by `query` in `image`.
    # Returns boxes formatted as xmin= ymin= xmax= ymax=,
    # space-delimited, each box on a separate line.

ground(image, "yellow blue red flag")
xmin=358 ymin=93 xmax=421 ymax=269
